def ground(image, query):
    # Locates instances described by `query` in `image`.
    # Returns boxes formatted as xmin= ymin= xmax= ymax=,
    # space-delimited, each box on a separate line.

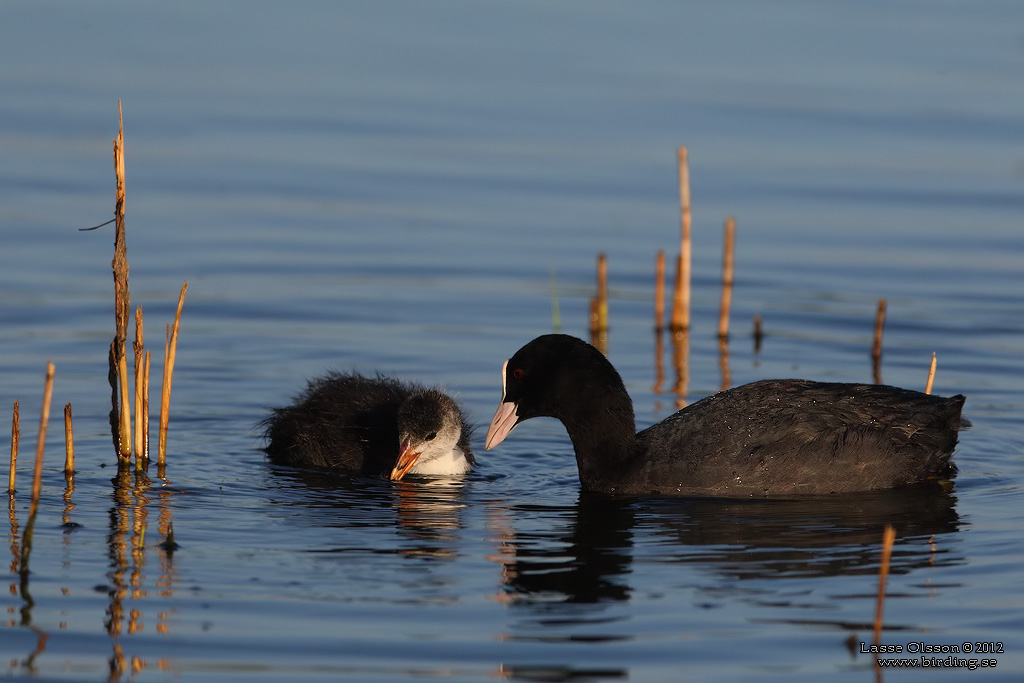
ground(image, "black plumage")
xmin=485 ymin=334 xmax=966 ymax=497
xmin=263 ymin=372 xmax=473 ymax=478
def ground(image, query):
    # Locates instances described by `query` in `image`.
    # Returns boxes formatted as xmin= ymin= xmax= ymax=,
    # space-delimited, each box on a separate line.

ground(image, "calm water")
xmin=2 ymin=1 xmax=1023 ymax=681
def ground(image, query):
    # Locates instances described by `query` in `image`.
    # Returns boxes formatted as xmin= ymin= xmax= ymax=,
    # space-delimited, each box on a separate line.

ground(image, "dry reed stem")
xmin=873 ymin=524 xmax=897 ymax=645
xmin=872 ymin=298 xmax=887 ymax=361
xmin=596 ymin=253 xmax=608 ymax=331
xmin=158 ymin=282 xmax=188 ymax=465
xmin=925 ymin=352 xmax=937 ymax=395
xmin=133 ymin=306 xmax=144 ymax=466
xmin=654 ymin=250 xmax=665 ymax=331
xmin=671 ymin=146 xmax=692 ymax=331
xmin=718 ymin=216 xmax=736 ymax=339
xmin=112 ymin=100 xmax=132 ymax=461
xmin=872 ymin=299 xmax=887 ymax=384
xmin=29 ymin=363 xmax=55 ymax=519
xmin=9 ymin=401 xmax=17 ymax=494
xmin=161 ymin=324 xmax=169 ymax=448
xmin=63 ymin=404 xmax=74 ymax=477
xmin=118 ymin=354 xmax=130 ymax=458
xmin=142 ymin=350 xmax=151 ymax=460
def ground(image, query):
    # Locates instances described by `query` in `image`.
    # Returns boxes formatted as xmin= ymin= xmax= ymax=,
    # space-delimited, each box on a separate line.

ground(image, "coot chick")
xmin=264 ymin=372 xmax=473 ymax=480
xmin=485 ymin=334 xmax=966 ymax=497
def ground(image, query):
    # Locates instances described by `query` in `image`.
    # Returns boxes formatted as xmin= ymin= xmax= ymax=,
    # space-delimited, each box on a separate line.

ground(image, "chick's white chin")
xmin=410 ymin=446 xmax=472 ymax=476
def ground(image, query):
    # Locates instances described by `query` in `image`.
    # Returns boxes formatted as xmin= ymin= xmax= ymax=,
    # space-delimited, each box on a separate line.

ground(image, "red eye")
xmin=513 ymin=368 xmax=524 ymax=380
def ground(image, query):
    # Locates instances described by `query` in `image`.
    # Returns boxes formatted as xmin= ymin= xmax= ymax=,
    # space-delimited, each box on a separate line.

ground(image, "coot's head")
xmin=390 ymin=390 xmax=465 ymax=481
xmin=485 ymin=334 xmax=630 ymax=450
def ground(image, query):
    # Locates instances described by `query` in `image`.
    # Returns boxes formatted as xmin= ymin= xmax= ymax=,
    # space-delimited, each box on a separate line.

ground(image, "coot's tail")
xmin=919 ymin=394 xmax=968 ymax=479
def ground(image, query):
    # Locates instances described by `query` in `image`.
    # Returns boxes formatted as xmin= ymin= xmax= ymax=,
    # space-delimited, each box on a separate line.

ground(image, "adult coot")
xmin=485 ymin=334 xmax=966 ymax=497
xmin=264 ymin=372 xmax=473 ymax=480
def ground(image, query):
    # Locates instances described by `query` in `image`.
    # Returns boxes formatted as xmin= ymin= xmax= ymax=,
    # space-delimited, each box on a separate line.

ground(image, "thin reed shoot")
xmin=158 ymin=281 xmax=188 ymax=466
xmin=8 ymin=401 xmax=18 ymax=494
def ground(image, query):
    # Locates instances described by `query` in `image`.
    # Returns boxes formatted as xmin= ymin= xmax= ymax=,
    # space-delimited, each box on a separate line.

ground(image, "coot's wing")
xmin=634 ymin=380 xmax=963 ymax=496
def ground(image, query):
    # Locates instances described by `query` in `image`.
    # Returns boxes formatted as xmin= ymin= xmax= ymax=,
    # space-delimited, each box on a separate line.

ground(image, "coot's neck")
xmin=555 ymin=376 xmax=637 ymax=489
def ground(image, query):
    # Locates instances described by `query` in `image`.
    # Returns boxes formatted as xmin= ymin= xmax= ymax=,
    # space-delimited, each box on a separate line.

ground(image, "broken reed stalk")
xmin=20 ymin=362 xmax=56 ymax=580
xmin=925 ymin=352 xmax=937 ymax=395
xmin=596 ymin=253 xmax=608 ymax=331
xmin=9 ymin=401 xmax=18 ymax=494
xmin=111 ymin=100 xmax=132 ymax=462
xmin=718 ymin=216 xmax=736 ymax=340
xmin=872 ymin=299 xmax=886 ymax=384
xmin=158 ymin=282 xmax=188 ymax=466
xmin=133 ymin=306 xmax=144 ymax=467
xmin=63 ymin=404 xmax=74 ymax=477
xmin=872 ymin=298 xmax=887 ymax=361
xmin=30 ymin=364 xmax=56 ymax=509
xmin=671 ymin=146 xmax=692 ymax=331
xmin=654 ymin=250 xmax=665 ymax=332
xmin=873 ymin=524 xmax=897 ymax=645
xmin=142 ymin=350 xmax=151 ymax=460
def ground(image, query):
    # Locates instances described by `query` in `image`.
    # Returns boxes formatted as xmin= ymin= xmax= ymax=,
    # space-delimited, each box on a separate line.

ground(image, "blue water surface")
xmin=2 ymin=1 xmax=1023 ymax=681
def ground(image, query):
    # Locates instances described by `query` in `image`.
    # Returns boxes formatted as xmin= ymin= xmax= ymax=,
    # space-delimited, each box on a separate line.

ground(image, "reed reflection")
xmin=671 ymin=329 xmax=689 ymax=409
xmin=7 ymin=496 xmax=17 ymax=588
xmin=106 ymin=465 xmax=177 ymax=680
xmin=7 ymin=486 xmax=49 ymax=675
xmin=652 ymin=329 xmax=665 ymax=396
xmin=62 ymin=477 xmax=76 ymax=553
xmin=7 ymin=495 xmax=25 ymax=640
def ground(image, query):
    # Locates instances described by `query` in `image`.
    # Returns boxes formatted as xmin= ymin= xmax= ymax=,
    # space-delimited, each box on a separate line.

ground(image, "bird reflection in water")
xmin=488 ymin=485 xmax=960 ymax=681
xmin=393 ymin=478 xmax=470 ymax=558
xmin=270 ymin=467 xmax=473 ymax=563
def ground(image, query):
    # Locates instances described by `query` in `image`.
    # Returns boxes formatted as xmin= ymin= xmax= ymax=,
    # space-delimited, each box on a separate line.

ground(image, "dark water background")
xmin=2 ymin=2 xmax=1023 ymax=680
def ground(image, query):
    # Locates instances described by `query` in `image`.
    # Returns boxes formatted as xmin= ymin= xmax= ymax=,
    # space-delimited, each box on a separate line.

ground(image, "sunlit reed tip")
xmin=925 ymin=352 xmax=937 ymax=395
xmin=9 ymin=401 xmax=19 ymax=495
